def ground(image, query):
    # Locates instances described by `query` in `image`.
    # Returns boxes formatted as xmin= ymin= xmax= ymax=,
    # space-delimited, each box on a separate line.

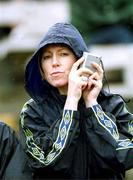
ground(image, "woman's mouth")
xmin=51 ymin=71 xmax=63 ymax=77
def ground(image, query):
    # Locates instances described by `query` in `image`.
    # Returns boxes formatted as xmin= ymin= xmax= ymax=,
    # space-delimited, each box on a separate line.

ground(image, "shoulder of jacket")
xmin=99 ymin=90 xmax=125 ymax=111
xmin=101 ymin=90 xmax=123 ymax=100
xmin=21 ymin=99 xmax=38 ymax=112
xmin=21 ymin=98 xmax=44 ymax=118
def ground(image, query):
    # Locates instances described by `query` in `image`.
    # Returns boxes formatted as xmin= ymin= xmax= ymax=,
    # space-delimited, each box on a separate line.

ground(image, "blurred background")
xmin=0 ymin=0 xmax=133 ymax=178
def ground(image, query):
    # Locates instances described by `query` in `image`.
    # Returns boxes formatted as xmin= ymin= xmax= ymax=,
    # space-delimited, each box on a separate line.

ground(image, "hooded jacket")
xmin=18 ymin=22 xmax=133 ymax=179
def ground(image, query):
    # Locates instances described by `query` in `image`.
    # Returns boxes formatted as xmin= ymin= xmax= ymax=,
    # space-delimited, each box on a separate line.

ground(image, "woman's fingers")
xmin=91 ymin=62 xmax=104 ymax=76
xmin=78 ymin=68 xmax=93 ymax=77
xmin=70 ymin=58 xmax=103 ymax=86
xmin=71 ymin=57 xmax=84 ymax=71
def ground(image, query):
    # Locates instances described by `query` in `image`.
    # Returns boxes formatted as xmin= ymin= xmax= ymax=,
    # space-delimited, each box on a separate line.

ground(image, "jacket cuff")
xmin=63 ymin=109 xmax=80 ymax=120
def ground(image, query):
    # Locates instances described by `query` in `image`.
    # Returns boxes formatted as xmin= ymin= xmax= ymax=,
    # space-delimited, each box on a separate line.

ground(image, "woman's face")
xmin=41 ymin=44 xmax=76 ymax=94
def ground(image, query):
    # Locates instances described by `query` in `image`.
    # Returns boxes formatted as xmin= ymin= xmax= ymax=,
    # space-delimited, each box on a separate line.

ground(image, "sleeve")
xmin=0 ymin=122 xmax=18 ymax=179
xmin=19 ymin=99 xmax=80 ymax=169
xmin=83 ymin=96 xmax=133 ymax=171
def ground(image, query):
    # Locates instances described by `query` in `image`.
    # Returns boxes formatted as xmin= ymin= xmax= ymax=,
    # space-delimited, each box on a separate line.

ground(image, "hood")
xmin=25 ymin=22 xmax=88 ymax=102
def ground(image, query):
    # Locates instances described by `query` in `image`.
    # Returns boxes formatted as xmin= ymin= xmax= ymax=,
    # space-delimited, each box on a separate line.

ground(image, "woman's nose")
xmin=52 ymin=55 xmax=60 ymax=66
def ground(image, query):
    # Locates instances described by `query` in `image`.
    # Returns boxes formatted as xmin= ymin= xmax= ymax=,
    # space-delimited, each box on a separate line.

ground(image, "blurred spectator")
xmin=69 ymin=0 xmax=133 ymax=44
xmin=0 ymin=122 xmax=18 ymax=179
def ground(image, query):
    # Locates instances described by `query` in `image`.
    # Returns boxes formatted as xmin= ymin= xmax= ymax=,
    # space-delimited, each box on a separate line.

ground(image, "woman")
xmin=19 ymin=22 xmax=133 ymax=179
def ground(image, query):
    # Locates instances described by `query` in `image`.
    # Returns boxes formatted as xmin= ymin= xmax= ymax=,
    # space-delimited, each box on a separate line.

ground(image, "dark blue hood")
xmin=25 ymin=22 xmax=88 ymax=102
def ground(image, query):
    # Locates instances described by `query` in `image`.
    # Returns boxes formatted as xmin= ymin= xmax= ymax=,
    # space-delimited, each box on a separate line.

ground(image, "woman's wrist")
xmin=85 ymin=100 xmax=98 ymax=108
xmin=64 ymin=96 xmax=79 ymax=110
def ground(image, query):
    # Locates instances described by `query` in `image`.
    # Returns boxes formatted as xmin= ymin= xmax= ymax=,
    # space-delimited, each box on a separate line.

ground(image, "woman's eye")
xmin=43 ymin=55 xmax=51 ymax=60
xmin=60 ymin=52 xmax=69 ymax=56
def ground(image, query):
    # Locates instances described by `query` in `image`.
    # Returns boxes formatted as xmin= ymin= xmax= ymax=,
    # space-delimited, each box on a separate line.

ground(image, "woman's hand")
xmin=65 ymin=58 xmax=92 ymax=110
xmin=83 ymin=62 xmax=104 ymax=107
xmin=67 ymin=58 xmax=94 ymax=100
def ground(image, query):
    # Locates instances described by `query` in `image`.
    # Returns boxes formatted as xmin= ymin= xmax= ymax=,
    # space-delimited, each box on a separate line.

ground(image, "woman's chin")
xmin=51 ymin=80 xmax=67 ymax=88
